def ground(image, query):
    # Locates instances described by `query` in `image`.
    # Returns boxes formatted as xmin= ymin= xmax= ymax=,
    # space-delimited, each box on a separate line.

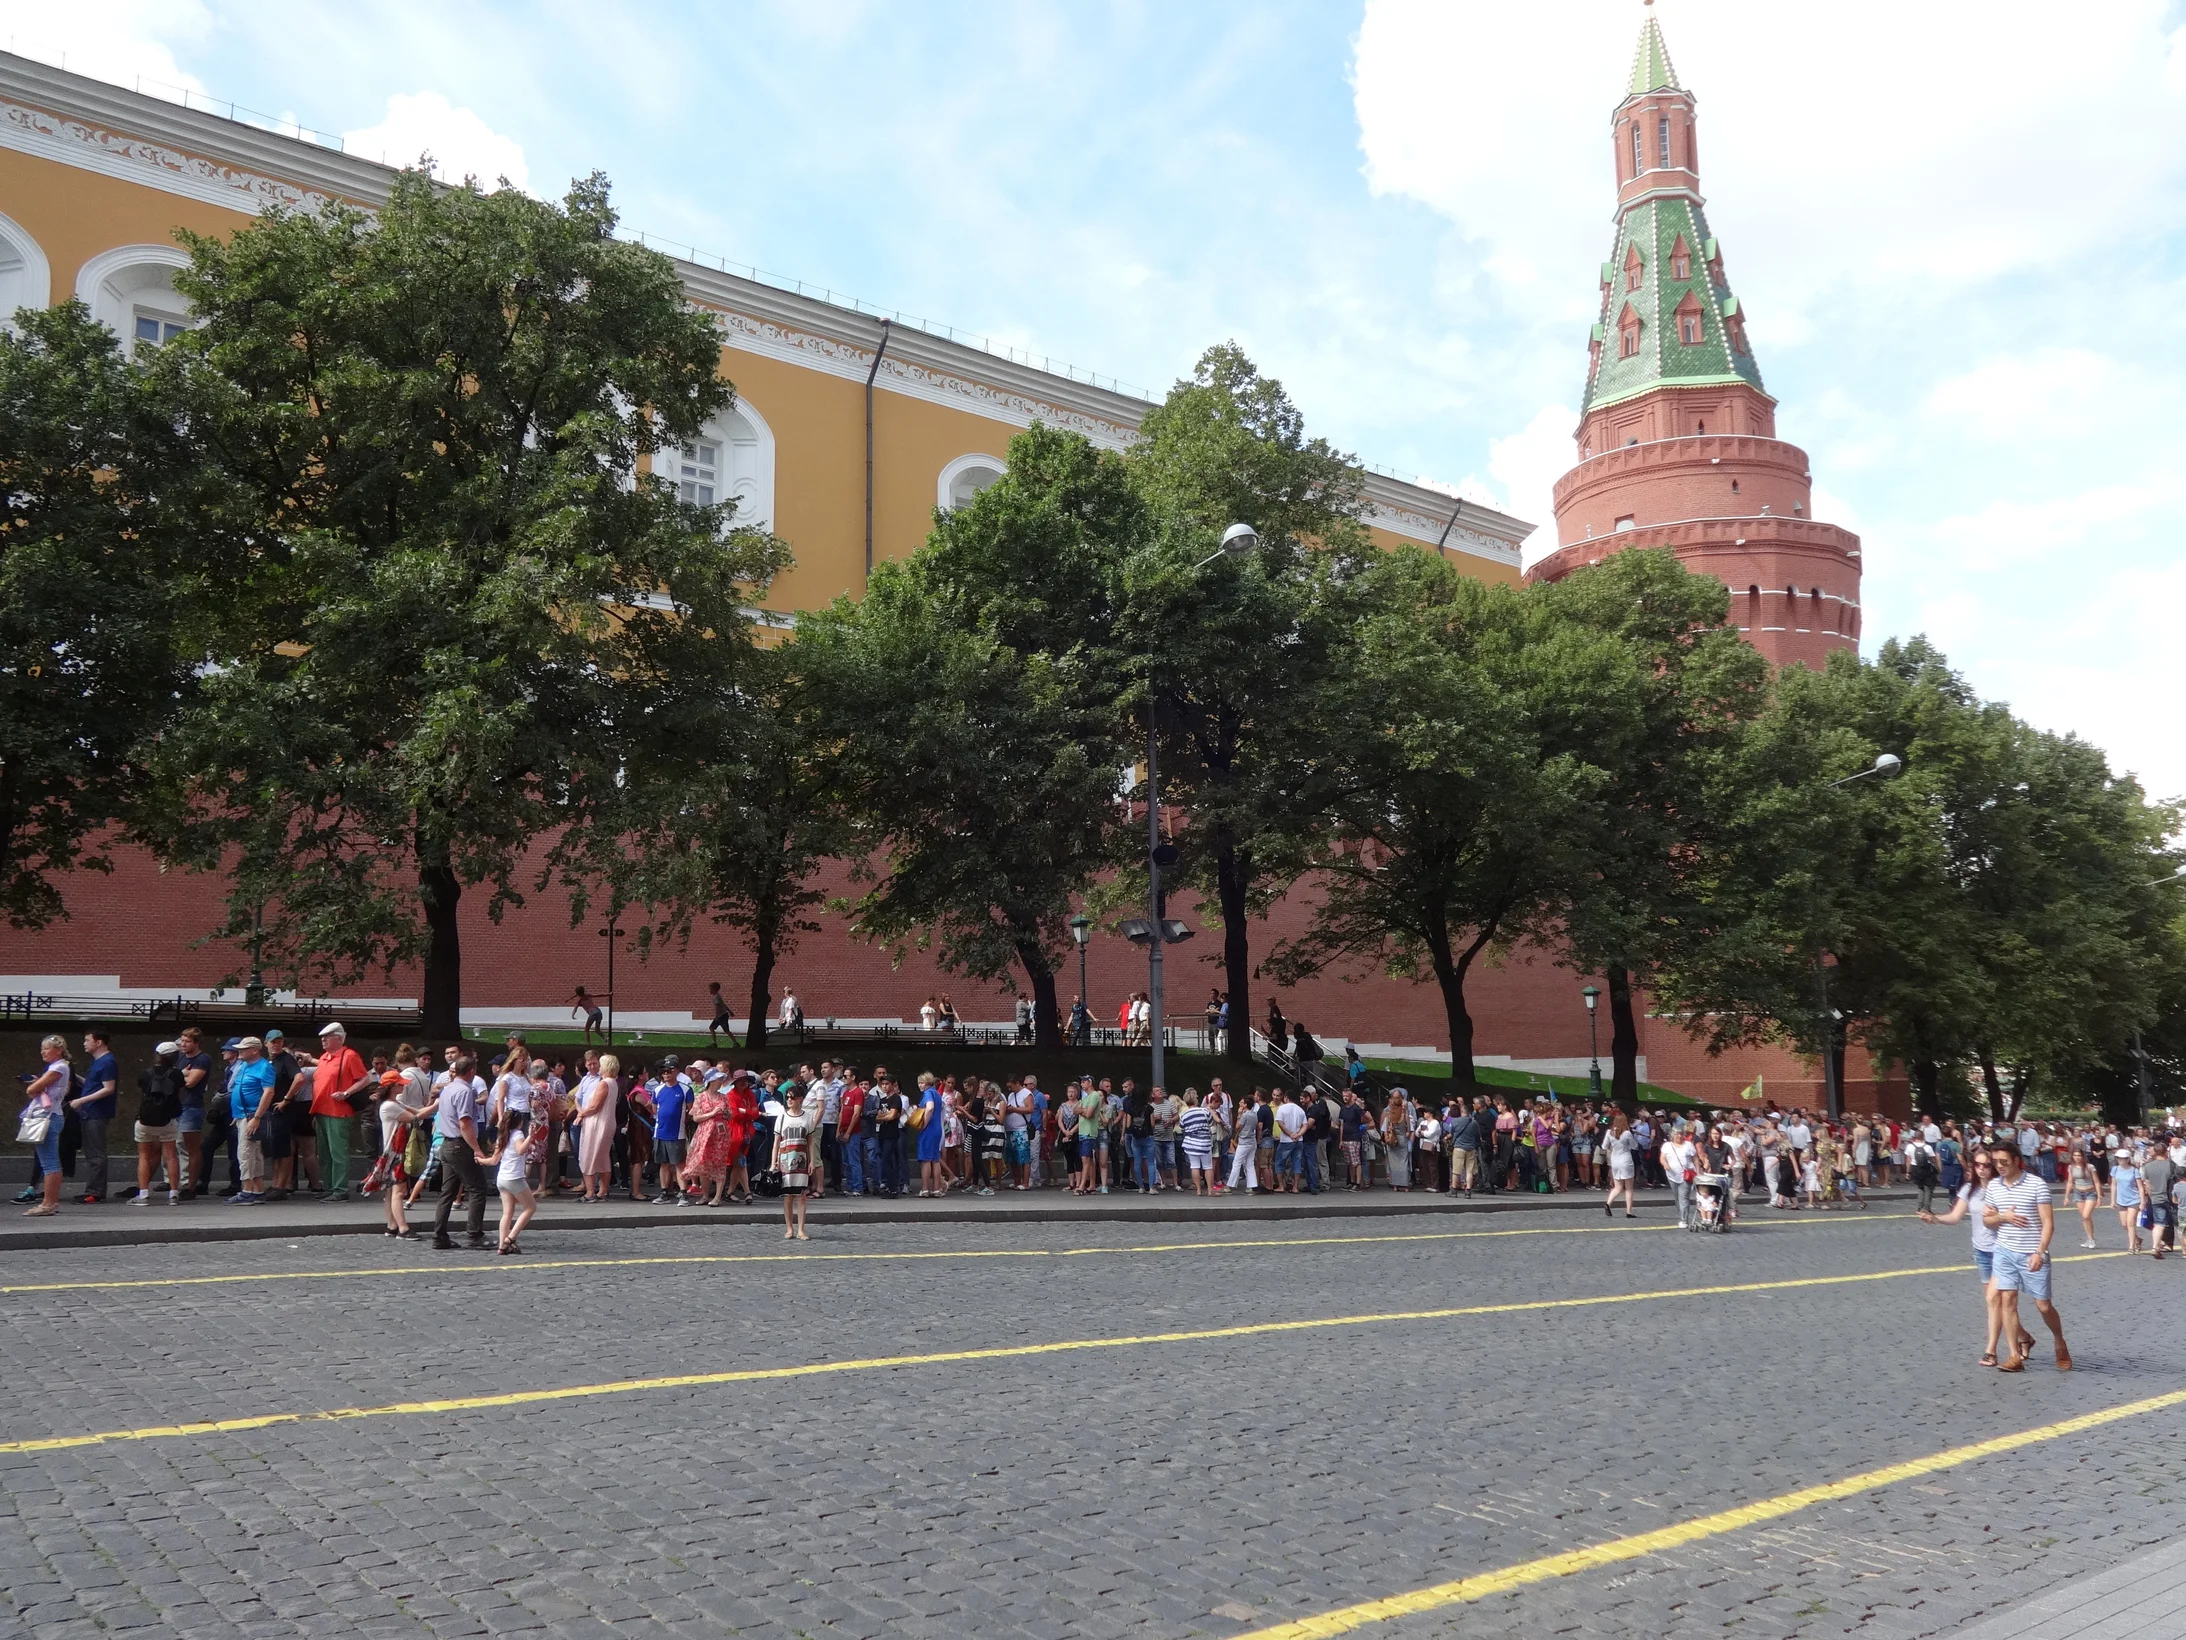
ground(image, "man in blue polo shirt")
xmin=430 ymin=1054 xmax=489 ymax=1250
xmin=227 ymin=1037 xmax=278 ymax=1205
xmin=72 ymin=1028 xmax=120 ymax=1203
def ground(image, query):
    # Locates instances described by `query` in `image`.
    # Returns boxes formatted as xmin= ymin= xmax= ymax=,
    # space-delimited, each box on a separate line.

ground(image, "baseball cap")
xmin=264 ymin=1029 xmax=285 ymax=1042
xmin=221 ymin=1038 xmax=243 ymax=1052
xmin=660 ymin=1054 xmax=680 ymax=1069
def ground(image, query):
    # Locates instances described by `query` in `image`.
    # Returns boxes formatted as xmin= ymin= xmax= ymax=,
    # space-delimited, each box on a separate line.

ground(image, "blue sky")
xmin=8 ymin=0 xmax=2186 ymax=805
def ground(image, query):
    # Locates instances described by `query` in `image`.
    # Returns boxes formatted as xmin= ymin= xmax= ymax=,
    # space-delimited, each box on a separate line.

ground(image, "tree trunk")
xmin=1606 ymin=963 xmax=1640 ymax=1109
xmin=1911 ymin=1058 xmax=1941 ymax=1117
xmin=420 ymin=859 xmax=462 ymax=1040
xmin=1016 ymin=941 xmax=1062 ymax=1050
xmin=1978 ymin=1047 xmax=2005 ymax=1122
xmin=744 ymin=903 xmax=779 ymax=1049
xmin=2008 ymin=1064 xmax=2030 ymax=1122
xmin=1216 ymin=838 xmax=1254 ymax=1066
xmin=1423 ymin=904 xmax=1493 ymax=1089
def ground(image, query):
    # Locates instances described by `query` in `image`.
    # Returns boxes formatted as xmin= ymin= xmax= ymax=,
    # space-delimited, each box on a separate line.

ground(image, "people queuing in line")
xmin=20 ymin=1031 xmax=2180 ymax=1254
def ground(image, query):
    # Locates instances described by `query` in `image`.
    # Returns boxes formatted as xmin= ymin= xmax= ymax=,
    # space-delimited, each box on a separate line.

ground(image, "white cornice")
xmin=0 ymin=53 xmax=394 ymax=213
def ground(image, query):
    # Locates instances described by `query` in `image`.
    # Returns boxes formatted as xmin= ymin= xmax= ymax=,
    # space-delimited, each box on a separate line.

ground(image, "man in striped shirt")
xmin=1982 ymin=1141 xmax=2072 ymax=1373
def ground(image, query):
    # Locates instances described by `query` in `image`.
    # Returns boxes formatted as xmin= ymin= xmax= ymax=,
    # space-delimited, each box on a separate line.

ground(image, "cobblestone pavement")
xmin=0 ymin=1210 xmax=2177 ymax=1639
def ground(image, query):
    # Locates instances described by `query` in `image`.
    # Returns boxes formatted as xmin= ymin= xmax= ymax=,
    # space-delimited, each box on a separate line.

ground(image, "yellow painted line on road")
xmin=0 ymin=1249 xmax=2089 ymax=1456
xmin=1235 ymin=1373 xmax=2184 ymax=1638
xmin=0 ymin=1211 xmax=1905 ymax=1296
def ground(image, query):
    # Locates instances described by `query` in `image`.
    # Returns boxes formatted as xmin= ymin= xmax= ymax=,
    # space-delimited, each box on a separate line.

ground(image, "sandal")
xmin=1978 ymin=1352 xmax=1997 ymax=1367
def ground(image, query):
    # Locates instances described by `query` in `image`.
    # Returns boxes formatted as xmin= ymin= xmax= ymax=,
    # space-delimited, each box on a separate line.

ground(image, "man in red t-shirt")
xmin=309 ymin=1022 xmax=371 ymax=1200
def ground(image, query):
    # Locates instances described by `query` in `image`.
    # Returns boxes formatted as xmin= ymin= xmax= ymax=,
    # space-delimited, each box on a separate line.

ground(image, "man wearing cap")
xmin=207 ymin=1038 xmax=246 ymax=1200
xmin=259 ymin=1029 xmax=300 ymax=1199
xmin=228 ymin=1037 xmax=279 ymax=1204
xmin=310 ymin=1023 xmax=371 ymax=1201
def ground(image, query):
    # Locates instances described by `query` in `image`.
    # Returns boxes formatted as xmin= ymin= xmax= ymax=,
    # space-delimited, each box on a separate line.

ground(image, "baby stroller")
xmin=1690 ymin=1172 xmax=1734 ymax=1232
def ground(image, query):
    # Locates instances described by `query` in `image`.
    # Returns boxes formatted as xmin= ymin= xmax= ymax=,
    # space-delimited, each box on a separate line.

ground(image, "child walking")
xmin=482 ymin=1115 xmax=539 ymax=1255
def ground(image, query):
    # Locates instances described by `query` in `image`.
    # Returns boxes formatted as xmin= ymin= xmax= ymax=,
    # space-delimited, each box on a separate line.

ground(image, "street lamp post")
xmin=245 ymin=901 xmax=267 ymax=1009
xmin=1582 ymin=985 xmax=1602 ymax=1099
xmin=1127 ymin=522 xmax=1258 ymax=1095
xmin=597 ymin=909 xmax=625 ymax=1045
xmin=1068 ymin=914 xmax=1091 ymax=1046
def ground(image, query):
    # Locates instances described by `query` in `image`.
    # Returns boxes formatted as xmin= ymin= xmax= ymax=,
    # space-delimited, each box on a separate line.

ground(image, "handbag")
xmin=15 ymin=1105 xmax=53 ymax=1146
xmin=753 ymin=1169 xmax=785 ymax=1198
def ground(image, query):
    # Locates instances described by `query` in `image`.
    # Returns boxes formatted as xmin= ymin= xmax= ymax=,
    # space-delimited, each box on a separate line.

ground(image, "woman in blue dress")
xmin=914 ymin=1074 xmax=946 ymax=1197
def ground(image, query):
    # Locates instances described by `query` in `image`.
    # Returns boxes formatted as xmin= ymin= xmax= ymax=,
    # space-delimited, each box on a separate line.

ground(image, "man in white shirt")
xmin=1007 ymin=1077 xmax=1038 ymax=1190
xmin=778 ymin=988 xmax=799 ymax=1032
xmin=1273 ymin=1092 xmax=1308 ymax=1194
xmin=1982 ymin=1140 xmax=2070 ymax=1372
xmin=1663 ymin=1127 xmax=1699 ymax=1227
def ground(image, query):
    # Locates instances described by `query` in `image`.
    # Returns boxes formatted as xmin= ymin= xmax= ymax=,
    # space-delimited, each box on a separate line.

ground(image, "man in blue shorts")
xmin=1983 ymin=1141 xmax=2072 ymax=1373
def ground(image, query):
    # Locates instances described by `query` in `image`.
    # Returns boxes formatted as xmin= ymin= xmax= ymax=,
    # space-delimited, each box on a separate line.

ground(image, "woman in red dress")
xmin=685 ymin=1070 xmax=736 ymax=1206
xmin=725 ymin=1071 xmax=760 ymax=1205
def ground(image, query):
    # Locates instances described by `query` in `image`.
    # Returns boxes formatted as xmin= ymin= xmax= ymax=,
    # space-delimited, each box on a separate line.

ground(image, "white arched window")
xmin=0 ymin=211 xmax=52 ymax=332
xmin=74 ymin=244 xmax=195 ymax=356
xmin=662 ymin=399 xmax=775 ymax=531
xmin=938 ymin=453 xmax=1006 ymax=512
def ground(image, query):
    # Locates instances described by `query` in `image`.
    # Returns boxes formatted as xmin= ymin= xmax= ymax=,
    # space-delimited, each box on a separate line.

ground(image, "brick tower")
xmin=1527 ymin=6 xmax=1861 ymax=669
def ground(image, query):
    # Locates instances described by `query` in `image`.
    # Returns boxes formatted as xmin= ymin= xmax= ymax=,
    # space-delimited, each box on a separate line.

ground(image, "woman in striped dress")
xmin=1179 ymin=1088 xmax=1215 ymax=1195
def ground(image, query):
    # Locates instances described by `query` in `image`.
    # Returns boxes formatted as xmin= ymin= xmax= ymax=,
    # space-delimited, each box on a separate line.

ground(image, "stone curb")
xmin=0 ymin=1185 xmax=1928 ymax=1252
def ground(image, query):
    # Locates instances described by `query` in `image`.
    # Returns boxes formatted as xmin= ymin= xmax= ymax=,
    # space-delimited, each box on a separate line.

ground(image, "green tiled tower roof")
xmin=1628 ymin=13 xmax=1680 ymax=95
xmin=1582 ymin=13 xmax=1766 ymax=417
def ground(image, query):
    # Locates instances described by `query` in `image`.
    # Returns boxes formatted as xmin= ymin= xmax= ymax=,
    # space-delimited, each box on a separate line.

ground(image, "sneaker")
xmin=10 ymin=1187 xmax=37 ymax=1203
xmin=76 ymin=1192 xmax=104 ymax=1205
xmin=167 ymin=1192 xmax=181 ymax=1205
xmin=129 ymin=1191 xmax=151 ymax=1206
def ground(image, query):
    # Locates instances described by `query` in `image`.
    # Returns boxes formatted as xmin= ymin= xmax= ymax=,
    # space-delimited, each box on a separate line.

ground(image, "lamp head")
xmin=1219 ymin=522 xmax=1260 ymax=556
xmin=1068 ymin=913 xmax=1092 ymax=947
xmin=1582 ymin=985 xmax=1601 ymax=1013
xmin=1873 ymin=753 xmax=1904 ymax=777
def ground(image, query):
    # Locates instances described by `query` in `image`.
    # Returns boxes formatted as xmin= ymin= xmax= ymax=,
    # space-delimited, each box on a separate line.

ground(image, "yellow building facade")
xmin=0 ymin=50 xmax=1531 ymax=622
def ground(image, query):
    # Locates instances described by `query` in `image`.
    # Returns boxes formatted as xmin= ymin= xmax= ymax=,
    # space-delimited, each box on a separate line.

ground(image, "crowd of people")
xmin=17 ymin=1026 xmax=2182 ymax=1253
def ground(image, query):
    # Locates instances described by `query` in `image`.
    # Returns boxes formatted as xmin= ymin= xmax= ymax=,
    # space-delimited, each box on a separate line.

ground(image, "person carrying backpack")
xmin=128 ymin=1041 xmax=186 ymax=1206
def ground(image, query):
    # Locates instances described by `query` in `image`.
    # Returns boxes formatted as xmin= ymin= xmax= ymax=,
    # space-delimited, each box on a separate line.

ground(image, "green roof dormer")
xmin=1628 ymin=13 xmax=1681 ymax=96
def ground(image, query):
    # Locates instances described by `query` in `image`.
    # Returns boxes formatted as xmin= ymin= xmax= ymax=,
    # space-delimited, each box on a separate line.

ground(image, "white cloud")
xmin=342 ymin=91 xmax=528 ymax=190
xmin=0 ymin=0 xmax=211 ymax=97
xmin=1353 ymin=0 xmax=2186 ymax=325
xmin=1486 ymin=403 xmax=1575 ymax=561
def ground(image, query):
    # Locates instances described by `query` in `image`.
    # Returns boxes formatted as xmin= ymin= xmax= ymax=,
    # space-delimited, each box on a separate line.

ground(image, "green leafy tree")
xmin=1536 ymin=549 xmax=1770 ymax=1104
xmin=1661 ymin=639 xmax=2183 ymax=1118
xmin=1121 ymin=344 xmax=1371 ymax=1063
xmin=0 ymin=302 xmax=216 ymax=928
xmin=151 ymin=172 xmax=785 ymax=1035
xmin=1268 ymin=550 xmax=1642 ymax=1081
xmin=617 ymin=639 xmax=841 ymax=1049
xmin=798 ymin=424 xmax=1139 ymax=1047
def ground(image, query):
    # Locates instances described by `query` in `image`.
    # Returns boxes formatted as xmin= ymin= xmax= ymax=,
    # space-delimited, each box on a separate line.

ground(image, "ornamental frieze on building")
xmin=0 ymin=96 xmax=337 ymax=214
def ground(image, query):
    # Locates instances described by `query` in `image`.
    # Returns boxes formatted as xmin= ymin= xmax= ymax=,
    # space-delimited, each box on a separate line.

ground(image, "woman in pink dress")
xmin=685 ymin=1070 xmax=736 ymax=1205
xmin=577 ymin=1053 xmax=619 ymax=1201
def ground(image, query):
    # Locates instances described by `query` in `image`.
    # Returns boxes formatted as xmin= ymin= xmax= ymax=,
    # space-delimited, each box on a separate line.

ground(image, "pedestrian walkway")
xmin=1938 ymin=1535 xmax=2186 ymax=1640
xmin=0 ymin=1182 xmax=1926 ymax=1251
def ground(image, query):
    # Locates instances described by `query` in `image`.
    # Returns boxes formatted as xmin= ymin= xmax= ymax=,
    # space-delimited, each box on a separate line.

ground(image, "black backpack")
xmin=138 ymin=1065 xmax=183 ymax=1128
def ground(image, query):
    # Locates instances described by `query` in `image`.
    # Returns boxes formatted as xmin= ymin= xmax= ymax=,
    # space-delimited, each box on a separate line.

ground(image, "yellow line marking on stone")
xmin=0 ymin=1248 xmax=2091 ymax=1456
xmin=0 ymin=1211 xmax=1900 ymax=1296
xmin=1236 ymin=1372 xmax=2181 ymax=1638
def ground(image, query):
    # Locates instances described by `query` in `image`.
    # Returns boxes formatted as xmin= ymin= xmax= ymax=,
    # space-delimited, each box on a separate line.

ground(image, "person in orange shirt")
xmin=308 ymin=1022 xmax=372 ymax=1201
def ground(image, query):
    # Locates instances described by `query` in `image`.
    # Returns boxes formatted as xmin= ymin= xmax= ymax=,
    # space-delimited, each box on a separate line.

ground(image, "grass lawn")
xmin=1364 ymin=1057 xmax=1708 ymax=1107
